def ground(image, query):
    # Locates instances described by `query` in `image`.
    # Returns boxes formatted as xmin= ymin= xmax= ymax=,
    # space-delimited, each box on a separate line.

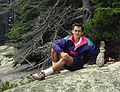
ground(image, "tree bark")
xmin=82 ymin=0 xmax=92 ymax=22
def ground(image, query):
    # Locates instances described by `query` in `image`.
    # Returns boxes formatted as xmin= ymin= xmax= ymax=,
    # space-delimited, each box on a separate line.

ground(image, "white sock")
xmin=42 ymin=67 xmax=54 ymax=76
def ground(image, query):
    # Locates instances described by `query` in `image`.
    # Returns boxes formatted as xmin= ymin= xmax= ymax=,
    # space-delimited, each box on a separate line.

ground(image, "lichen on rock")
xmin=5 ymin=62 xmax=120 ymax=92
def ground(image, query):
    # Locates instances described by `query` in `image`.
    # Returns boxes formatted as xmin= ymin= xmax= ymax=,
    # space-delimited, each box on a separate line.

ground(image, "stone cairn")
xmin=96 ymin=41 xmax=105 ymax=67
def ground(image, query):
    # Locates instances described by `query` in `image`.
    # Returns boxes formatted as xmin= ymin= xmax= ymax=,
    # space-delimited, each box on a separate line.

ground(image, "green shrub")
xmin=22 ymin=7 xmax=40 ymax=21
xmin=7 ymin=0 xmax=41 ymax=41
xmin=84 ymin=7 xmax=120 ymax=42
xmin=91 ymin=0 xmax=119 ymax=7
xmin=8 ymin=22 xmax=32 ymax=40
xmin=112 ymin=2 xmax=120 ymax=8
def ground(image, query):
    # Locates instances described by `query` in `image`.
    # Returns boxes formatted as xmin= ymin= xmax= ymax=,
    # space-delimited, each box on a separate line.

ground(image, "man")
xmin=32 ymin=23 xmax=98 ymax=80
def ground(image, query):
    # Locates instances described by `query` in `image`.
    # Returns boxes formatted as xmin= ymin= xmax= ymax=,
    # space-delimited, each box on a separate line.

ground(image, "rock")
xmin=0 ymin=46 xmax=17 ymax=56
xmin=5 ymin=62 xmax=120 ymax=92
xmin=0 ymin=45 xmax=16 ymax=66
xmin=0 ymin=45 xmax=37 ymax=85
xmin=0 ymin=45 xmax=8 ymax=52
xmin=96 ymin=41 xmax=105 ymax=67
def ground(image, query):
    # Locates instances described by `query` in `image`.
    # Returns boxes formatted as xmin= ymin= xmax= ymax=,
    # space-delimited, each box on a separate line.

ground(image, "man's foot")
xmin=32 ymin=71 xmax=45 ymax=80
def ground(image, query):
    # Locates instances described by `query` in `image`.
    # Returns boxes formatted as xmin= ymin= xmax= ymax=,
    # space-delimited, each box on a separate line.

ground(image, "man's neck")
xmin=74 ymin=37 xmax=82 ymax=44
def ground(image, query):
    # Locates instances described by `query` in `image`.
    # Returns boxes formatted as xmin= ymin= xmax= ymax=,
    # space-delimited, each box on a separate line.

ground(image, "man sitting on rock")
xmin=32 ymin=23 xmax=99 ymax=80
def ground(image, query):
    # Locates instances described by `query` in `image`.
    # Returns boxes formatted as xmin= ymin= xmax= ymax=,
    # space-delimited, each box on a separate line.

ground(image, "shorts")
xmin=64 ymin=57 xmax=85 ymax=71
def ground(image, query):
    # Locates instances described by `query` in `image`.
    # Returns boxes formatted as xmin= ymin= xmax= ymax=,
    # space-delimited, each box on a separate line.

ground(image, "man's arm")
xmin=52 ymin=38 xmax=66 ymax=53
xmin=87 ymin=38 xmax=99 ymax=60
xmin=88 ymin=45 xmax=99 ymax=63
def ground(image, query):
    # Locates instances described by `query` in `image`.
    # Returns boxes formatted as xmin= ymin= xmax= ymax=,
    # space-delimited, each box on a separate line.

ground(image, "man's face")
xmin=72 ymin=26 xmax=83 ymax=39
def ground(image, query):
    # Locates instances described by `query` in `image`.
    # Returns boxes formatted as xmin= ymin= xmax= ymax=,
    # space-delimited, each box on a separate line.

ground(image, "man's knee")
xmin=61 ymin=56 xmax=73 ymax=65
xmin=51 ymin=48 xmax=61 ymax=58
xmin=51 ymin=48 xmax=56 ymax=54
xmin=51 ymin=48 xmax=61 ymax=62
xmin=62 ymin=55 xmax=72 ymax=61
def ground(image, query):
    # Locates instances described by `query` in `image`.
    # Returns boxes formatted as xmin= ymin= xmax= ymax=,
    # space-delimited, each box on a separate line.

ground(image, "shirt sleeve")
xmin=52 ymin=38 xmax=66 ymax=53
xmin=89 ymin=45 xmax=99 ymax=60
xmin=87 ymin=38 xmax=99 ymax=60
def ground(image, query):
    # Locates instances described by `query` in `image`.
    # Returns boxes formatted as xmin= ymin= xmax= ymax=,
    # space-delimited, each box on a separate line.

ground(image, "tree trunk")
xmin=82 ymin=0 xmax=93 ymax=22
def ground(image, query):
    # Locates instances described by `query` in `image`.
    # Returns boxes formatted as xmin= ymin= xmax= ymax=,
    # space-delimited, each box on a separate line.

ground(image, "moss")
xmin=112 ymin=81 xmax=120 ymax=87
xmin=83 ymin=80 xmax=92 ymax=89
xmin=0 ymin=81 xmax=18 ymax=92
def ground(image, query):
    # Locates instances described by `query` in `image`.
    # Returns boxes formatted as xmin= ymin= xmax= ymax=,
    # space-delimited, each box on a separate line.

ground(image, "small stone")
xmin=96 ymin=41 xmax=105 ymax=67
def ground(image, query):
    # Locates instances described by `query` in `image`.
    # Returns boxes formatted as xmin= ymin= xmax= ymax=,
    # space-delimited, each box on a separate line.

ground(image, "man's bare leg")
xmin=52 ymin=53 xmax=73 ymax=72
xmin=50 ymin=49 xmax=74 ymax=72
xmin=32 ymin=50 xmax=73 ymax=80
xmin=52 ymin=56 xmax=73 ymax=72
xmin=51 ymin=48 xmax=61 ymax=66
xmin=43 ymin=52 xmax=73 ymax=75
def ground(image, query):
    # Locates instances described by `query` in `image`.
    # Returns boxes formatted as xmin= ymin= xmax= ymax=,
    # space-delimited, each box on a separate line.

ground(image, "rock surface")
xmin=1 ymin=45 xmax=120 ymax=92
xmin=5 ymin=62 xmax=120 ymax=92
xmin=0 ymin=45 xmax=36 ymax=83
xmin=0 ymin=45 xmax=16 ymax=66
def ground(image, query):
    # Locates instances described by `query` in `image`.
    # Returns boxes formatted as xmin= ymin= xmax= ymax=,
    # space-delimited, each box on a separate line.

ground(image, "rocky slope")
xmin=5 ymin=62 xmax=120 ymax=92
xmin=0 ymin=45 xmax=36 ymax=84
xmin=0 ymin=45 xmax=120 ymax=92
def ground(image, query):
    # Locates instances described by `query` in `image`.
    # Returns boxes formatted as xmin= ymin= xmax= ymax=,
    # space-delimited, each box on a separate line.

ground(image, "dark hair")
xmin=72 ymin=23 xmax=84 ymax=31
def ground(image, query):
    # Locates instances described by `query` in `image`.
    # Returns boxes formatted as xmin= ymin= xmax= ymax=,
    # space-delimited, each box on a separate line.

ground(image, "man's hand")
xmin=60 ymin=52 xmax=69 ymax=60
xmin=60 ymin=52 xmax=73 ymax=65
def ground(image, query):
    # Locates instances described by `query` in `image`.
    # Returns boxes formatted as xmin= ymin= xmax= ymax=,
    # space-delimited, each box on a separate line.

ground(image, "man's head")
xmin=72 ymin=23 xmax=84 ymax=39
